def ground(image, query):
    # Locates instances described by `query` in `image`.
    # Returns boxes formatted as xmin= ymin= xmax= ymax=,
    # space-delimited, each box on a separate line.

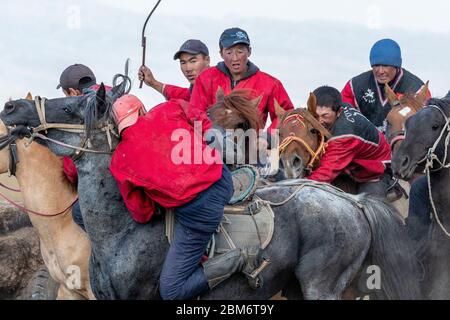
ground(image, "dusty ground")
xmin=0 ymin=173 xmax=47 ymax=299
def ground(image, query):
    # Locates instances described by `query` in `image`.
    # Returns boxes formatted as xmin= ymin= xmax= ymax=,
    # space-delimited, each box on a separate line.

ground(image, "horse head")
xmin=207 ymin=87 xmax=263 ymax=131
xmin=392 ymin=97 xmax=450 ymax=181
xmin=277 ymin=93 xmax=331 ymax=179
xmin=0 ymin=78 xmax=129 ymax=158
xmin=385 ymin=81 xmax=429 ymax=153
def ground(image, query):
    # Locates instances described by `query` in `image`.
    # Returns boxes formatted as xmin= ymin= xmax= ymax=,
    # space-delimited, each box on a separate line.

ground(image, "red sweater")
xmin=109 ymin=100 xmax=223 ymax=223
xmin=309 ymin=105 xmax=391 ymax=183
xmin=189 ymin=62 xmax=294 ymax=132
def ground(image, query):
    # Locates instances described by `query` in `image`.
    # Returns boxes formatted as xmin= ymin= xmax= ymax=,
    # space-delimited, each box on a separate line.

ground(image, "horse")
xmin=384 ymin=82 xmax=429 ymax=154
xmin=0 ymin=121 xmax=93 ymax=300
xmin=206 ymin=88 xmax=264 ymax=166
xmin=392 ymin=98 xmax=450 ymax=299
xmin=0 ymin=81 xmax=422 ymax=300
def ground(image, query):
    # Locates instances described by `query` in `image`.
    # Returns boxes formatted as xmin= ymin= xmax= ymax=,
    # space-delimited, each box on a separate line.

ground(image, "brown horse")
xmin=207 ymin=88 xmax=264 ymax=165
xmin=0 ymin=121 xmax=93 ymax=300
xmin=276 ymin=93 xmax=331 ymax=180
xmin=385 ymin=82 xmax=429 ymax=153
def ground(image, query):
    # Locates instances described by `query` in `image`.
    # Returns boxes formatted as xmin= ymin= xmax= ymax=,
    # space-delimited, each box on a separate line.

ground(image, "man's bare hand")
xmin=138 ymin=66 xmax=163 ymax=93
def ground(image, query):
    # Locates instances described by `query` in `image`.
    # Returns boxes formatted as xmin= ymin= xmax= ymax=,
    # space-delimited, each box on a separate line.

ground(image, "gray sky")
xmin=1 ymin=0 xmax=449 ymax=111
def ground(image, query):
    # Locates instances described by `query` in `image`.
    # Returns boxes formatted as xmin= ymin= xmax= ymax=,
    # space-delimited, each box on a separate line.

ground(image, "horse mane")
xmin=426 ymin=97 xmax=450 ymax=115
xmin=280 ymin=108 xmax=332 ymax=140
xmin=84 ymin=92 xmax=114 ymax=140
xmin=216 ymin=89 xmax=264 ymax=130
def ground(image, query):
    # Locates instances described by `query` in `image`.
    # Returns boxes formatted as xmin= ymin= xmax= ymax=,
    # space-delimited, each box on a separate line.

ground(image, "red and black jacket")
xmin=308 ymin=104 xmax=391 ymax=183
xmin=341 ymin=68 xmax=429 ymax=128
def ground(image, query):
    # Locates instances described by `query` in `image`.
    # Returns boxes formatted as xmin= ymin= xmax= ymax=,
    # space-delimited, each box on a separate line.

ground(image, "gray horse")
xmin=0 ymin=82 xmax=421 ymax=300
xmin=392 ymin=98 xmax=450 ymax=299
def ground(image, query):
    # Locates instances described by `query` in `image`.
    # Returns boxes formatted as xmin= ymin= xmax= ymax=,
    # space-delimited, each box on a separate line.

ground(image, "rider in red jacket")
xmin=189 ymin=28 xmax=294 ymax=133
xmin=109 ymin=94 xmax=260 ymax=300
xmin=139 ymin=39 xmax=210 ymax=102
xmin=308 ymin=86 xmax=391 ymax=197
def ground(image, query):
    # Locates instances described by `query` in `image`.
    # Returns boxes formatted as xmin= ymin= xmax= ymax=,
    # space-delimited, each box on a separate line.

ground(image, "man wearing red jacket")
xmin=139 ymin=39 xmax=210 ymax=102
xmin=109 ymin=94 xmax=260 ymax=300
xmin=341 ymin=39 xmax=430 ymax=130
xmin=308 ymin=86 xmax=392 ymax=197
xmin=189 ymin=27 xmax=294 ymax=133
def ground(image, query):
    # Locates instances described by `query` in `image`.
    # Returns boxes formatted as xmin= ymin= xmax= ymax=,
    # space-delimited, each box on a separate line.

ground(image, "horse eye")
xmin=310 ymin=128 xmax=318 ymax=135
xmin=63 ymin=107 xmax=71 ymax=114
xmin=432 ymin=124 xmax=440 ymax=131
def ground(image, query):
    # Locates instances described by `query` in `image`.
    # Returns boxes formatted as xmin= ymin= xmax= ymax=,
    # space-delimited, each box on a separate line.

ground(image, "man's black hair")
xmin=313 ymin=86 xmax=342 ymax=113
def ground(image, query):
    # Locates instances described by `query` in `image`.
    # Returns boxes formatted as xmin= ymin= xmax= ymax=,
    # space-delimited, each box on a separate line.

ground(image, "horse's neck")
xmin=430 ymin=168 xmax=450 ymax=227
xmin=75 ymin=134 xmax=130 ymax=240
xmin=15 ymin=140 xmax=76 ymax=212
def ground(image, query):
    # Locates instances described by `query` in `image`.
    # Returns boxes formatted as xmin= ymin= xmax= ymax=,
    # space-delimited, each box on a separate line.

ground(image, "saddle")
xmin=165 ymin=165 xmax=274 ymax=285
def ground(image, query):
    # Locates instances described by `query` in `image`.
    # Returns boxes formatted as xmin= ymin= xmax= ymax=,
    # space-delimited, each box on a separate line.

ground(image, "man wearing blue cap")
xmin=190 ymin=27 xmax=294 ymax=133
xmin=342 ymin=39 xmax=430 ymax=129
xmin=139 ymin=39 xmax=210 ymax=101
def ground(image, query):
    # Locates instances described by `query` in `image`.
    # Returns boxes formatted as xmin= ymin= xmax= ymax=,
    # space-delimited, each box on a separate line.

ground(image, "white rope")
xmin=419 ymin=105 xmax=450 ymax=238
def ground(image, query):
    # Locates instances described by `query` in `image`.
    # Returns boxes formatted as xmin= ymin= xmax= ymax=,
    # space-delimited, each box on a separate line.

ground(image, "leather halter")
xmin=29 ymin=96 xmax=118 ymax=156
xmin=278 ymin=113 xmax=327 ymax=170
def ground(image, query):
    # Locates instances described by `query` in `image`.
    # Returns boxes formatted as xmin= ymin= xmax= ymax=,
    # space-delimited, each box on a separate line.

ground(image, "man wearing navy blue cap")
xmin=342 ymin=39 xmax=430 ymax=129
xmin=190 ymin=27 xmax=294 ymax=133
xmin=139 ymin=39 xmax=210 ymax=101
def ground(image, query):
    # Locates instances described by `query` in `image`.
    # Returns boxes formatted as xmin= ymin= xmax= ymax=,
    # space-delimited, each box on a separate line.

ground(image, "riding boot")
xmin=202 ymin=246 xmax=262 ymax=290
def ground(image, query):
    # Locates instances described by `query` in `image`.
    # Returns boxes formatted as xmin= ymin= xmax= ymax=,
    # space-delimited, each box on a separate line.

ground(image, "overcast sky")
xmin=1 ymin=0 xmax=449 ymax=112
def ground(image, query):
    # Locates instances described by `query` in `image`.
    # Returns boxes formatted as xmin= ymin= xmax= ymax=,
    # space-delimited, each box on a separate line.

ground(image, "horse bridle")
xmin=413 ymin=104 xmax=450 ymax=238
xmin=28 ymin=96 xmax=118 ymax=158
xmin=0 ymin=130 xmax=21 ymax=176
xmin=278 ymin=113 xmax=327 ymax=172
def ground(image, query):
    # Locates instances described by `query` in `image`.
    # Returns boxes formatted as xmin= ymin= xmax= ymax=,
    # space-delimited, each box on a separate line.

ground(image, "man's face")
xmin=220 ymin=44 xmax=251 ymax=80
xmin=316 ymin=106 xmax=339 ymax=130
xmin=179 ymin=53 xmax=210 ymax=85
xmin=372 ymin=65 xmax=398 ymax=85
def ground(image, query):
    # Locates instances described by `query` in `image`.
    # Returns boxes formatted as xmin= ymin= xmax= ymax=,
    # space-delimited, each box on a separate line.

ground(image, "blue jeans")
xmin=406 ymin=176 xmax=432 ymax=243
xmin=159 ymin=166 xmax=234 ymax=300
xmin=72 ymin=200 xmax=86 ymax=232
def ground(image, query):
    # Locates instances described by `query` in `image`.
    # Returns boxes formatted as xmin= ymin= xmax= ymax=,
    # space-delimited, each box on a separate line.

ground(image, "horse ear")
xmin=307 ymin=93 xmax=318 ymax=119
xmin=216 ymin=87 xmax=225 ymax=103
xmin=416 ymin=81 xmax=430 ymax=104
xmin=385 ymin=84 xmax=398 ymax=105
xmin=25 ymin=92 xmax=33 ymax=100
xmin=274 ymin=99 xmax=286 ymax=119
xmin=96 ymin=83 xmax=108 ymax=116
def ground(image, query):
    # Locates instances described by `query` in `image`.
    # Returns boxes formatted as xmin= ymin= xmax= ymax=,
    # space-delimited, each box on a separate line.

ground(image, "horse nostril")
xmin=4 ymin=103 xmax=15 ymax=113
xmin=401 ymin=156 xmax=410 ymax=169
xmin=292 ymin=154 xmax=303 ymax=170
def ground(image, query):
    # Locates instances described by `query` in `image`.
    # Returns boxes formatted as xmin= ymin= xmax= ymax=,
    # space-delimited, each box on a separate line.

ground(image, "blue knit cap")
xmin=369 ymin=39 xmax=402 ymax=68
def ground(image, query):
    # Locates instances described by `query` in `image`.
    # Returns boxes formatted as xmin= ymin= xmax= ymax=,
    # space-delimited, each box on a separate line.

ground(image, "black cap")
xmin=56 ymin=64 xmax=96 ymax=90
xmin=219 ymin=27 xmax=250 ymax=49
xmin=173 ymin=39 xmax=209 ymax=60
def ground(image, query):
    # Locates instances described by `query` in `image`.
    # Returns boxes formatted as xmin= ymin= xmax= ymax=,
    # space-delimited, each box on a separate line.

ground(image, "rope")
xmin=0 ymin=189 xmax=78 ymax=218
xmin=29 ymin=133 xmax=114 ymax=155
xmin=417 ymin=105 xmax=450 ymax=238
xmin=0 ymin=182 xmax=21 ymax=193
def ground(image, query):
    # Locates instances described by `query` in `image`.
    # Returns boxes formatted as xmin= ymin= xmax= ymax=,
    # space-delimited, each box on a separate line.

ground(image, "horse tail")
xmin=358 ymin=195 xmax=422 ymax=300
